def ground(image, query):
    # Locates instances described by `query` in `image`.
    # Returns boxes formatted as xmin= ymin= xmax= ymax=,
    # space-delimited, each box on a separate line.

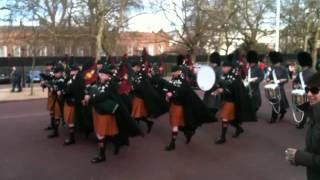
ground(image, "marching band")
xmin=40 ymin=49 xmax=315 ymax=164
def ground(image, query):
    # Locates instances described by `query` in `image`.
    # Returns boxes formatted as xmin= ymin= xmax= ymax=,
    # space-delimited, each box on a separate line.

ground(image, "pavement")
xmin=0 ymin=83 xmax=47 ymax=102
xmin=0 ymin=81 xmax=307 ymax=180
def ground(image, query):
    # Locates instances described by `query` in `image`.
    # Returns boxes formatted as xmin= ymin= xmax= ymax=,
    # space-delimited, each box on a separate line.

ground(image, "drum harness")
xmin=292 ymin=72 xmax=306 ymax=123
xmin=268 ymin=70 xmax=281 ymax=114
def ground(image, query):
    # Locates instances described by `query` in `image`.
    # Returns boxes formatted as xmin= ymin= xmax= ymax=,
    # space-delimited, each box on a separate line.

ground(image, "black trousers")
xmin=11 ymin=81 xmax=22 ymax=92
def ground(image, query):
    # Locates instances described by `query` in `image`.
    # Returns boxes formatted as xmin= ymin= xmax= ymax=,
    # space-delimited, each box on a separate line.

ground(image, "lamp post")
xmin=275 ymin=0 xmax=281 ymax=51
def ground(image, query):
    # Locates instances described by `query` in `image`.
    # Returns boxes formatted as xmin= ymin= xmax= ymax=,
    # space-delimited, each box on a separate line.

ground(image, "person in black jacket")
xmin=266 ymin=51 xmax=289 ymax=123
xmin=164 ymin=66 xmax=211 ymax=151
xmin=130 ymin=61 xmax=168 ymax=134
xmin=83 ymin=65 xmax=142 ymax=163
xmin=47 ymin=64 xmax=65 ymax=138
xmin=214 ymin=58 xmax=255 ymax=144
xmin=203 ymin=52 xmax=222 ymax=122
xmin=62 ymin=64 xmax=85 ymax=145
xmin=285 ymin=72 xmax=320 ymax=180
xmin=246 ymin=50 xmax=264 ymax=118
xmin=293 ymin=52 xmax=315 ymax=129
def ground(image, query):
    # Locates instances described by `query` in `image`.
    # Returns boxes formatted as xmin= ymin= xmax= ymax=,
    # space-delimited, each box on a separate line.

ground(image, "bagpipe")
xmin=87 ymin=85 xmax=119 ymax=115
xmin=40 ymin=72 xmax=54 ymax=91
xmin=243 ymin=67 xmax=253 ymax=97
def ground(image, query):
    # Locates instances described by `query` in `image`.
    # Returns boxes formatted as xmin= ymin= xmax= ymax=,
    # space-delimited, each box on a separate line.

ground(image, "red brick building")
xmin=0 ymin=26 xmax=170 ymax=57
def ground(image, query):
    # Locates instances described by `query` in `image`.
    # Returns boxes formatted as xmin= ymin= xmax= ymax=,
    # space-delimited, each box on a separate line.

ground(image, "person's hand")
xmin=217 ymin=88 xmax=224 ymax=93
xmin=84 ymin=95 xmax=90 ymax=102
xmin=82 ymin=99 xmax=87 ymax=106
xmin=285 ymin=148 xmax=297 ymax=165
xmin=166 ymin=92 xmax=173 ymax=102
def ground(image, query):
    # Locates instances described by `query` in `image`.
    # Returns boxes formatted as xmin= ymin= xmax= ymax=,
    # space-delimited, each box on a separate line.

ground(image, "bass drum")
xmin=196 ymin=65 xmax=216 ymax=91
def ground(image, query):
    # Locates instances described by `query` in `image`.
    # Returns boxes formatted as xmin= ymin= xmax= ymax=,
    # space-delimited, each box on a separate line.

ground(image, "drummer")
xmin=246 ymin=50 xmax=264 ymax=119
xmin=293 ymin=52 xmax=315 ymax=129
xmin=203 ymin=52 xmax=222 ymax=121
xmin=267 ymin=51 xmax=289 ymax=123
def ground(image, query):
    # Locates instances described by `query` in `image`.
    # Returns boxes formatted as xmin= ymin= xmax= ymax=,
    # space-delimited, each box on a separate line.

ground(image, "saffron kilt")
xmin=92 ymin=108 xmax=119 ymax=136
xmin=169 ymin=104 xmax=185 ymax=127
xmin=131 ymin=96 xmax=148 ymax=118
xmin=218 ymin=102 xmax=235 ymax=122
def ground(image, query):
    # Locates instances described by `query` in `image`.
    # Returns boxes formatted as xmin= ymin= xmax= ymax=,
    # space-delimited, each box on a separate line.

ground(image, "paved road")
xmin=0 ymin=86 xmax=307 ymax=180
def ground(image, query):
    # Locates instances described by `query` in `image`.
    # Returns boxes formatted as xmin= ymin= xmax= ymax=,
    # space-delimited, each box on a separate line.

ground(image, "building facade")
xmin=0 ymin=27 xmax=170 ymax=57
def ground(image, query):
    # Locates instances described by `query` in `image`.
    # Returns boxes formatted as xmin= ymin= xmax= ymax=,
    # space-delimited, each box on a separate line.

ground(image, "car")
xmin=26 ymin=70 xmax=41 ymax=83
xmin=0 ymin=73 xmax=10 ymax=84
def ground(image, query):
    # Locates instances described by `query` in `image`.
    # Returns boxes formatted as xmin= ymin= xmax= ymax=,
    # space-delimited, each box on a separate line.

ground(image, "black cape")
xmin=135 ymin=74 xmax=169 ymax=118
xmin=233 ymin=78 xmax=256 ymax=123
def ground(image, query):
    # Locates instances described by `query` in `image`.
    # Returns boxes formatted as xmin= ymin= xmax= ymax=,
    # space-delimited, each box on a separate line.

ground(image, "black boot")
xmin=142 ymin=118 xmax=154 ymax=133
xmin=91 ymin=141 xmax=106 ymax=163
xmin=48 ymin=121 xmax=59 ymax=138
xmin=165 ymin=139 xmax=176 ymax=151
xmin=230 ymin=122 xmax=244 ymax=138
xmin=44 ymin=117 xmax=55 ymax=130
xmin=111 ymin=136 xmax=121 ymax=155
xmin=215 ymin=125 xmax=227 ymax=144
xmin=269 ymin=110 xmax=278 ymax=124
xmin=279 ymin=110 xmax=287 ymax=120
xmin=184 ymin=130 xmax=195 ymax=144
xmin=64 ymin=130 xmax=75 ymax=146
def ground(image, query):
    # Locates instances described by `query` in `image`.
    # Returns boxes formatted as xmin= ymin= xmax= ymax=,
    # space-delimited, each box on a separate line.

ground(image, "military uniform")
xmin=293 ymin=52 xmax=316 ymax=129
xmin=164 ymin=66 xmax=211 ymax=151
xmin=47 ymin=65 xmax=65 ymax=138
xmin=130 ymin=61 xmax=168 ymax=133
xmin=62 ymin=65 xmax=85 ymax=145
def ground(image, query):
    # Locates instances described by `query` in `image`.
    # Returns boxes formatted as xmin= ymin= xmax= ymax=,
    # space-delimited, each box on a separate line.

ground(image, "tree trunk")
xmin=95 ymin=17 xmax=105 ymax=62
xmin=30 ymin=49 xmax=36 ymax=96
xmin=312 ymin=27 xmax=319 ymax=69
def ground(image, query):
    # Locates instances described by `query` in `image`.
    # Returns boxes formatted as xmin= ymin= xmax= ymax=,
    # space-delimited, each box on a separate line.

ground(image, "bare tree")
xmin=72 ymin=0 xmax=141 ymax=60
xmin=282 ymin=0 xmax=320 ymax=65
xmin=230 ymin=0 xmax=274 ymax=51
xmin=154 ymin=0 xmax=211 ymax=61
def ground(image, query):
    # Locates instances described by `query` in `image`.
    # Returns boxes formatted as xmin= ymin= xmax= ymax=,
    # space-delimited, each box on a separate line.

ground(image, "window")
xmin=87 ymin=47 xmax=91 ymax=56
xmin=77 ymin=47 xmax=85 ymax=56
xmin=0 ymin=46 xmax=7 ymax=57
xmin=39 ymin=46 xmax=47 ymax=56
xmin=148 ymin=45 xmax=154 ymax=56
xmin=159 ymin=44 xmax=164 ymax=54
xmin=12 ymin=46 xmax=21 ymax=57
xmin=51 ymin=46 xmax=55 ymax=56
xmin=128 ymin=47 xmax=133 ymax=56
xmin=65 ymin=46 xmax=71 ymax=55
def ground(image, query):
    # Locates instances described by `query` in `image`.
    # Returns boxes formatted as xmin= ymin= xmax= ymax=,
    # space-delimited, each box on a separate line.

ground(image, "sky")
xmin=0 ymin=0 xmax=174 ymax=32
xmin=127 ymin=11 xmax=173 ymax=32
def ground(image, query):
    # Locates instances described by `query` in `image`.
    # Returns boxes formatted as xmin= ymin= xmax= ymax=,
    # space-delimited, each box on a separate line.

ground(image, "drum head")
xmin=264 ymin=84 xmax=278 ymax=90
xmin=197 ymin=65 xmax=216 ymax=91
xmin=292 ymin=89 xmax=305 ymax=96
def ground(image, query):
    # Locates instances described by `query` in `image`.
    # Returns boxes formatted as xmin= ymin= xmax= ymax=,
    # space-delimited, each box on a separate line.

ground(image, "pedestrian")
xmin=285 ymin=72 xmax=320 ymax=180
xmin=10 ymin=66 xmax=22 ymax=92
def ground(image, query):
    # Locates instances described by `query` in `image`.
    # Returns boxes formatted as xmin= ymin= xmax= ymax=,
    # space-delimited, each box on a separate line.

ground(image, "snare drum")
xmin=291 ymin=89 xmax=308 ymax=106
xmin=264 ymin=84 xmax=280 ymax=100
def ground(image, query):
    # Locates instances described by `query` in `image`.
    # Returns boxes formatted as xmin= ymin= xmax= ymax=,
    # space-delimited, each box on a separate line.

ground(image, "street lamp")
xmin=275 ymin=0 xmax=281 ymax=51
